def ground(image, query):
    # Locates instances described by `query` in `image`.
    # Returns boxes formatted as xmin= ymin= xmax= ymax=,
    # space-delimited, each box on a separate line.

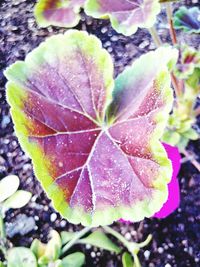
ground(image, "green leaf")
xmin=54 ymin=260 xmax=64 ymax=267
xmin=162 ymin=130 xmax=180 ymax=146
xmin=45 ymin=230 xmax=62 ymax=261
xmin=182 ymin=128 xmax=199 ymax=140
xmin=61 ymin=231 xmax=76 ymax=245
xmin=133 ymin=253 xmax=142 ymax=267
xmin=178 ymin=136 xmax=189 ymax=152
xmin=38 ymin=255 xmax=49 ymax=265
xmin=62 ymin=252 xmax=85 ymax=267
xmin=32 ymin=231 xmax=62 ymax=263
xmin=7 ymin=247 xmax=37 ymax=267
xmin=186 ymin=68 xmax=200 ymax=90
xmin=178 ymin=120 xmax=194 ymax=133
xmin=31 ymin=238 xmax=46 ymax=259
xmin=0 ymin=175 xmax=19 ymax=203
xmin=79 ymin=230 xmax=121 ymax=253
xmin=122 ymin=252 xmax=133 ymax=267
xmin=3 ymin=190 xmax=32 ymax=209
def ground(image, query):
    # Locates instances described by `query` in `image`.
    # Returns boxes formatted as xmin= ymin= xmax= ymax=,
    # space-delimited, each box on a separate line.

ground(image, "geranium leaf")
xmin=174 ymin=45 xmax=200 ymax=79
xmin=5 ymin=30 xmax=176 ymax=226
xmin=173 ymin=6 xmax=200 ymax=34
xmin=34 ymin=0 xmax=85 ymax=28
xmin=85 ymin=0 xmax=160 ymax=36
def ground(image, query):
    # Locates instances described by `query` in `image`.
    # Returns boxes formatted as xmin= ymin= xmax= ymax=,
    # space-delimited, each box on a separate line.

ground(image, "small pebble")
xmin=91 ymin=252 xmax=96 ymax=258
xmin=158 ymin=247 xmax=164 ymax=253
xmin=125 ymin=232 xmax=131 ymax=240
xmin=34 ymin=216 xmax=39 ymax=221
xmin=144 ymin=250 xmax=150 ymax=260
xmin=50 ymin=213 xmax=57 ymax=222
xmin=60 ymin=220 xmax=66 ymax=227
xmin=101 ymin=27 xmax=108 ymax=34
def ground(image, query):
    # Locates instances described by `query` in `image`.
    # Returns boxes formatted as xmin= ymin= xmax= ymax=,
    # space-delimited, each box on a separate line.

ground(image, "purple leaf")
xmin=85 ymin=0 xmax=160 ymax=35
xmin=5 ymin=31 xmax=177 ymax=226
xmin=120 ymin=143 xmax=181 ymax=223
xmin=34 ymin=0 xmax=85 ymax=28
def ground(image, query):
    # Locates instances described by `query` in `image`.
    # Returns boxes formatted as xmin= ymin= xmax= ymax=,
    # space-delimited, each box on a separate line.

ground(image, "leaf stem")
xmin=170 ymin=72 xmax=182 ymax=98
xmin=61 ymin=227 xmax=92 ymax=255
xmin=165 ymin=3 xmax=186 ymax=99
xmin=137 ymin=234 xmax=152 ymax=248
xmin=148 ymin=26 xmax=162 ymax=47
xmin=103 ymin=226 xmax=130 ymax=248
xmin=0 ymin=211 xmax=5 ymax=239
xmin=194 ymin=106 xmax=200 ymax=117
xmin=149 ymin=11 xmax=183 ymax=98
xmin=103 ymin=226 xmax=152 ymax=254
xmin=166 ymin=2 xmax=177 ymax=45
xmin=182 ymin=149 xmax=200 ymax=172
xmin=0 ymin=244 xmax=7 ymax=260
xmin=133 ymin=253 xmax=142 ymax=267
xmin=0 ymin=210 xmax=7 ymax=259
xmin=148 ymin=25 xmax=182 ymax=98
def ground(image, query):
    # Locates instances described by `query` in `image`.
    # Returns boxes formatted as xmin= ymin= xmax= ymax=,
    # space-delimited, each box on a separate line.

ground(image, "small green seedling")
xmin=7 ymin=247 xmax=37 ymax=267
xmin=0 ymin=175 xmax=32 ymax=266
xmin=162 ymin=45 xmax=200 ymax=152
xmin=0 ymin=175 xmax=32 ymax=237
xmin=0 ymin=175 xmax=32 ymax=216
xmin=30 ymin=227 xmax=121 ymax=267
xmin=102 ymin=226 xmax=152 ymax=267
xmin=31 ymin=230 xmax=85 ymax=267
xmin=30 ymin=226 xmax=150 ymax=267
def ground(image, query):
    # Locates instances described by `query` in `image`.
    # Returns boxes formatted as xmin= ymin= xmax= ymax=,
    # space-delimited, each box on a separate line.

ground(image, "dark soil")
xmin=0 ymin=0 xmax=200 ymax=266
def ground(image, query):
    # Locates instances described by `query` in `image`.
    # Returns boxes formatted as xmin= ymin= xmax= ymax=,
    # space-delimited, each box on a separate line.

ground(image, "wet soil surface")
xmin=0 ymin=0 xmax=200 ymax=266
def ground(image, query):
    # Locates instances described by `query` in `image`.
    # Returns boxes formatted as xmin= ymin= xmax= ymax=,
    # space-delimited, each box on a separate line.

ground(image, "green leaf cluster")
xmin=0 ymin=175 xmax=32 ymax=265
xmin=29 ymin=230 xmax=86 ymax=267
xmin=163 ymin=46 xmax=200 ymax=151
xmin=3 ymin=227 xmax=122 ymax=267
